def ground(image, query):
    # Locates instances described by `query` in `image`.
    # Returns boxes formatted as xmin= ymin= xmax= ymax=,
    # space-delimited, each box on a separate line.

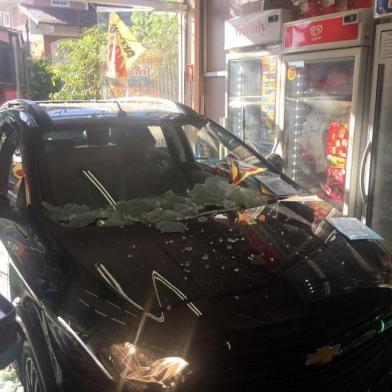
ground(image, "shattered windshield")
xmin=40 ymin=115 xmax=298 ymax=229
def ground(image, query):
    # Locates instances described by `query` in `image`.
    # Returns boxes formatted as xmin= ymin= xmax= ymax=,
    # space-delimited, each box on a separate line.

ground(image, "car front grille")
xmin=183 ymin=313 xmax=392 ymax=392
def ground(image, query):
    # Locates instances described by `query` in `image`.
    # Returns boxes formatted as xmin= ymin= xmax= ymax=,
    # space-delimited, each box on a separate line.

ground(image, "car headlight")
xmin=107 ymin=342 xmax=190 ymax=389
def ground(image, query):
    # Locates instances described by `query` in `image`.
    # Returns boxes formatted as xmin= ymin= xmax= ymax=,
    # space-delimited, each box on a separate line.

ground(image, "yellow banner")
xmin=230 ymin=160 xmax=267 ymax=187
xmin=107 ymin=12 xmax=145 ymax=77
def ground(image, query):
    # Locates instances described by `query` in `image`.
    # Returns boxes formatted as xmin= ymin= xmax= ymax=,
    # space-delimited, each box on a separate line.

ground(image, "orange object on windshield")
xmin=12 ymin=163 xmax=24 ymax=180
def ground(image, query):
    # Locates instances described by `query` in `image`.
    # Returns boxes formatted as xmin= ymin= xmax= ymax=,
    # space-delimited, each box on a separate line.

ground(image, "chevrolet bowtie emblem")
xmin=305 ymin=344 xmax=341 ymax=366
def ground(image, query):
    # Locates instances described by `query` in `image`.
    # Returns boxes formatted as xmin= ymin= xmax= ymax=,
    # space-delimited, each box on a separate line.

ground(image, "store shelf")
xmin=286 ymin=94 xmax=352 ymax=102
xmin=229 ymin=96 xmax=265 ymax=100
xmin=229 ymin=101 xmax=269 ymax=109
xmin=285 ymin=95 xmax=352 ymax=111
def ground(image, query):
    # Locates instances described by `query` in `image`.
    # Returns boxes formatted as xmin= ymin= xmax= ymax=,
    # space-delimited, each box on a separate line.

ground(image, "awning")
xmin=19 ymin=4 xmax=97 ymax=27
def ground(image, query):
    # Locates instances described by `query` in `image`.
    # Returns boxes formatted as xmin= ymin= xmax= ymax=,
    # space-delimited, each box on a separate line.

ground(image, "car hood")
xmin=1 ymin=198 xmax=387 ymax=382
xmin=49 ymin=198 xmax=392 ymax=336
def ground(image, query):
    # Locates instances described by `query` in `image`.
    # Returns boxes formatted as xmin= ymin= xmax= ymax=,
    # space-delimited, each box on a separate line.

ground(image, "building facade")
xmin=0 ymin=26 xmax=26 ymax=103
xmin=0 ymin=0 xmax=96 ymax=59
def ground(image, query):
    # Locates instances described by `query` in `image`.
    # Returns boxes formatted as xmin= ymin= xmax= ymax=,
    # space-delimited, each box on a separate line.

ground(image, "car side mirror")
xmin=0 ymin=195 xmax=25 ymax=226
xmin=267 ymin=153 xmax=283 ymax=172
xmin=0 ymin=294 xmax=21 ymax=369
xmin=0 ymin=195 xmax=9 ymax=209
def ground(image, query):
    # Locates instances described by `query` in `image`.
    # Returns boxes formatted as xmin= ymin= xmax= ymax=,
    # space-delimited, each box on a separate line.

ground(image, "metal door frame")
xmin=282 ymin=46 xmax=369 ymax=216
xmin=81 ymin=0 xmax=188 ymax=12
xmin=360 ymin=23 xmax=392 ymax=222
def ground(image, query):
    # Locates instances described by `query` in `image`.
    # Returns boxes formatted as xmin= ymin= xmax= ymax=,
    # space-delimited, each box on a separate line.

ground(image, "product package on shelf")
xmin=260 ymin=56 xmax=277 ymax=130
xmin=324 ymin=66 xmax=354 ymax=95
xmin=376 ymin=0 xmax=392 ymax=16
xmin=324 ymin=121 xmax=349 ymax=201
xmin=301 ymin=0 xmax=372 ymax=18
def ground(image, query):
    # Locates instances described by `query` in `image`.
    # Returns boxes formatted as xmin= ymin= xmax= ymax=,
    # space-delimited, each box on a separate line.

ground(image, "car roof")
xmin=1 ymin=98 xmax=200 ymax=128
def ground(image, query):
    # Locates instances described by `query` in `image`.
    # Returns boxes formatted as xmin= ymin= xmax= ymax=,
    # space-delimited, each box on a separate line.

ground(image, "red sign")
xmin=284 ymin=16 xmax=359 ymax=50
xmin=3 ymin=89 xmax=16 ymax=101
xmin=186 ymin=64 xmax=194 ymax=83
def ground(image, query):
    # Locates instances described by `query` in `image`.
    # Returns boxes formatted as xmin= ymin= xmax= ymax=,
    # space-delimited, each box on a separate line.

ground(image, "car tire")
xmin=18 ymin=339 xmax=57 ymax=392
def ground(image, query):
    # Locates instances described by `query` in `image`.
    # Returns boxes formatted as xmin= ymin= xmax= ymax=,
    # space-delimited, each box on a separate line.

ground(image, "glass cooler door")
xmin=365 ymin=28 xmax=392 ymax=252
xmin=228 ymin=56 xmax=278 ymax=157
xmin=284 ymin=57 xmax=355 ymax=210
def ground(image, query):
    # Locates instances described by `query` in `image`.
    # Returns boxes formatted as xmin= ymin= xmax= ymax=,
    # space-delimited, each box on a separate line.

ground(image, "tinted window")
xmin=0 ymin=43 xmax=13 ymax=85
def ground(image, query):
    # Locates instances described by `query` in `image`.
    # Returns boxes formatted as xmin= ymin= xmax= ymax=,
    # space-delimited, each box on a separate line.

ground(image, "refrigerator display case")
xmin=225 ymin=9 xmax=289 ymax=157
xmin=284 ymin=57 xmax=354 ymax=207
xmin=282 ymin=9 xmax=371 ymax=214
xmin=227 ymin=54 xmax=279 ymax=156
xmin=361 ymin=23 xmax=392 ymax=252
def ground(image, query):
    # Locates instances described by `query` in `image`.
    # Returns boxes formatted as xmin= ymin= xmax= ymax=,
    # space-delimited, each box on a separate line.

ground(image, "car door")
xmin=0 ymin=115 xmax=25 ymax=369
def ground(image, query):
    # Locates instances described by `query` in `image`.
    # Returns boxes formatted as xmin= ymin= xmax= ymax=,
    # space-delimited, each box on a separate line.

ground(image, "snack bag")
xmin=324 ymin=122 xmax=349 ymax=201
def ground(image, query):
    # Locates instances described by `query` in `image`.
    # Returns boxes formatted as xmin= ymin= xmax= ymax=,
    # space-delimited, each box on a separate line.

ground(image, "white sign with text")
xmin=225 ymin=9 xmax=288 ymax=50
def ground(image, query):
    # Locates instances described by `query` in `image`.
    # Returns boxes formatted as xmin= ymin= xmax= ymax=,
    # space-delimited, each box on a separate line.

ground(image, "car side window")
xmin=8 ymin=146 xmax=23 ymax=205
xmin=182 ymin=124 xmax=222 ymax=166
xmin=148 ymin=126 xmax=167 ymax=149
xmin=0 ymin=121 xmax=24 ymax=206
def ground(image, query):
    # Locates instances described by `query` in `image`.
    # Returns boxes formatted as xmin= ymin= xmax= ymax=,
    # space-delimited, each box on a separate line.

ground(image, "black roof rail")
xmin=1 ymin=99 xmax=53 ymax=128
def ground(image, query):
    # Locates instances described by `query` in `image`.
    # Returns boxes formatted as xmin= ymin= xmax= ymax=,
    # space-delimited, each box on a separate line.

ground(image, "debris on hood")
xmin=155 ymin=222 xmax=187 ymax=234
xmin=42 ymin=176 xmax=269 ymax=229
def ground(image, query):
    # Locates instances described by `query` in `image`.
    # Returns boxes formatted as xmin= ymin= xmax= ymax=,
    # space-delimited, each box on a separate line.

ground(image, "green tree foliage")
xmin=50 ymin=26 xmax=106 ymax=100
xmin=25 ymin=58 xmax=57 ymax=100
xmin=130 ymin=11 xmax=179 ymax=54
xmin=47 ymin=13 xmax=179 ymax=100
xmin=129 ymin=12 xmax=179 ymax=100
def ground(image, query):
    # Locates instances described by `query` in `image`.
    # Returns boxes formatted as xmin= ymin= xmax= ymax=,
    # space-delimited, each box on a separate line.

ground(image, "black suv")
xmin=0 ymin=98 xmax=391 ymax=392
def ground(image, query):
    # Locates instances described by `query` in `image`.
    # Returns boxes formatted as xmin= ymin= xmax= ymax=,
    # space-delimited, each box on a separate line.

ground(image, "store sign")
xmin=225 ymin=10 xmax=288 ymax=50
xmin=287 ymin=67 xmax=297 ymax=80
xmin=186 ymin=64 xmax=194 ymax=83
xmin=3 ymin=89 xmax=16 ymax=101
xmin=129 ymin=64 xmax=158 ymax=80
xmin=284 ymin=15 xmax=359 ymax=51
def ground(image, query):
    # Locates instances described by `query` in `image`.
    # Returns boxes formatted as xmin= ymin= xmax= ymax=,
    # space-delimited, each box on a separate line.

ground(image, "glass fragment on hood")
xmin=43 ymin=176 xmax=269 ymax=228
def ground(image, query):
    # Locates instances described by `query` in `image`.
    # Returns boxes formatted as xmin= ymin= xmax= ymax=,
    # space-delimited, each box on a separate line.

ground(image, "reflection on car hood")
xmin=1 ymin=197 xmax=389 ymax=377
xmin=50 ymin=198 xmax=392 ymax=333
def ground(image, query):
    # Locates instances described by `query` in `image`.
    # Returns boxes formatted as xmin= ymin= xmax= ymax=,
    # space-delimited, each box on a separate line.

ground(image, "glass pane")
xmin=284 ymin=58 xmax=355 ymax=210
xmin=98 ymin=9 xmax=182 ymax=101
xmin=228 ymin=56 xmax=278 ymax=157
xmin=40 ymin=118 xmax=296 ymax=227
xmin=367 ymin=61 xmax=392 ymax=252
